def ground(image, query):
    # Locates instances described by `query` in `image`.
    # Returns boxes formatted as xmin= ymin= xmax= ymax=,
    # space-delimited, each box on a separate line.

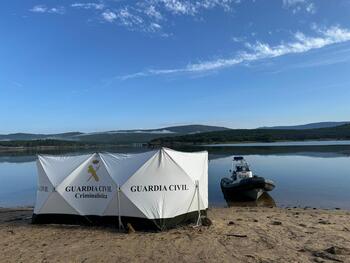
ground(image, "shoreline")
xmin=2 ymin=139 xmax=350 ymax=153
xmin=200 ymin=139 xmax=350 ymax=146
xmin=151 ymin=139 xmax=350 ymax=147
xmin=0 ymin=145 xmax=97 ymax=153
xmin=1 ymin=207 xmax=350 ymax=262
xmin=0 ymin=144 xmax=139 ymax=153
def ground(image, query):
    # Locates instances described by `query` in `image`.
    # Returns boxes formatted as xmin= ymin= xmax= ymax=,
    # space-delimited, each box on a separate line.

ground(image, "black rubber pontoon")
xmin=220 ymin=176 xmax=275 ymax=201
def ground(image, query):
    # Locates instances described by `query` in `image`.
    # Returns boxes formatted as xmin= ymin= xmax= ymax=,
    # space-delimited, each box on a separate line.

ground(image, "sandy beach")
xmin=1 ymin=207 xmax=350 ymax=263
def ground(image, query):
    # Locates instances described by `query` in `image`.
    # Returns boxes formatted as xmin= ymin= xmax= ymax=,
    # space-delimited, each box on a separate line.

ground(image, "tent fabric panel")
xmin=101 ymin=192 xmax=118 ymax=216
xmin=102 ymin=191 xmax=147 ymax=218
xmin=100 ymin=151 xmax=156 ymax=186
xmin=34 ymin=160 xmax=55 ymax=213
xmin=163 ymin=148 xmax=208 ymax=181
xmin=119 ymin=191 xmax=147 ymax=218
xmin=186 ymin=189 xmax=207 ymax=213
xmin=164 ymin=148 xmax=209 ymax=209
xmin=38 ymin=154 xmax=92 ymax=187
xmin=121 ymin=150 xmax=197 ymax=219
xmin=56 ymin=153 xmax=117 ymax=216
xmin=34 ymin=191 xmax=51 ymax=214
xmin=38 ymin=192 xmax=79 ymax=215
xmin=33 ymin=148 xmax=209 ymax=226
xmin=37 ymin=160 xmax=54 ymax=190
xmin=199 ymin=156 xmax=209 ymax=209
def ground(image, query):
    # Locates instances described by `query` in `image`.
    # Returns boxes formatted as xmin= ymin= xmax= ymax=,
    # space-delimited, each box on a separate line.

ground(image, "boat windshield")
xmin=236 ymin=165 xmax=250 ymax=172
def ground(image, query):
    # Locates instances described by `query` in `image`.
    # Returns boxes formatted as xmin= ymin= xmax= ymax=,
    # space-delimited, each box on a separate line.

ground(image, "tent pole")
xmin=117 ymin=186 xmax=124 ymax=231
xmin=195 ymin=180 xmax=202 ymax=226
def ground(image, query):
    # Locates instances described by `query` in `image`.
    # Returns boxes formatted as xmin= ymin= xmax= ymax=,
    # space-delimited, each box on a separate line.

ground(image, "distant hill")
xmin=70 ymin=125 xmax=230 ymax=144
xmin=0 ymin=132 xmax=83 ymax=141
xmin=260 ymin=122 xmax=349 ymax=130
xmin=150 ymin=124 xmax=350 ymax=146
xmin=96 ymin=124 xmax=229 ymax=134
xmin=0 ymin=125 xmax=229 ymax=144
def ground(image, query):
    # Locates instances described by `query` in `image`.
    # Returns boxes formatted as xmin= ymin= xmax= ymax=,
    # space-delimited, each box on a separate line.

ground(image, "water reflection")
xmin=181 ymin=145 xmax=350 ymax=158
xmin=1 ymin=145 xmax=350 ymax=209
xmin=0 ymin=147 xmax=153 ymax=163
xmin=223 ymin=192 xmax=276 ymax=208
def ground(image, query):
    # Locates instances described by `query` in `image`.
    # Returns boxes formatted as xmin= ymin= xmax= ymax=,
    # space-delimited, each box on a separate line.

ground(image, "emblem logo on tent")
xmin=87 ymin=159 xmax=100 ymax=182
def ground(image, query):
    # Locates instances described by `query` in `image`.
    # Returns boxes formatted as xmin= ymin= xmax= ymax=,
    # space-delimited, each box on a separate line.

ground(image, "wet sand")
xmin=1 ymin=207 xmax=350 ymax=262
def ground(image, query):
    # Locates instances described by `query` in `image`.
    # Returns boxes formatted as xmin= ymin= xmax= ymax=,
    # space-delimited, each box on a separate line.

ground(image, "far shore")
xmin=199 ymin=139 xmax=350 ymax=146
xmin=0 ymin=144 xmax=136 ymax=153
xmin=3 ymin=138 xmax=350 ymax=154
xmin=0 ymin=145 xmax=84 ymax=152
xmin=1 ymin=207 xmax=350 ymax=262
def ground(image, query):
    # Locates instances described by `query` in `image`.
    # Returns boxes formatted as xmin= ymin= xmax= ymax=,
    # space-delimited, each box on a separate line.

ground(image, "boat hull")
xmin=224 ymin=192 xmax=276 ymax=208
xmin=221 ymin=176 xmax=275 ymax=201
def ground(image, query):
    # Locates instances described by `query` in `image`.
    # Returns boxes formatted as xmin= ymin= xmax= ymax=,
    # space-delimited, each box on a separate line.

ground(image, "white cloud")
xmin=48 ymin=7 xmax=65 ymax=15
xmin=282 ymin=0 xmax=316 ymax=14
xmin=29 ymin=0 xmax=241 ymax=34
xmin=160 ymin=0 xmax=196 ymax=15
xmin=144 ymin=5 xmax=163 ymax=20
xmin=29 ymin=5 xmax=65 ymax=14
xmin=102 ymin=7 xmax=163 ymax=33
xmin=102 ymin=10 xmax=117 ymax=23
xmin=155 ymin=0 xmax=237 ymax=15
xmin=116 ymin=8 xmax=143 ymax=27
xmin=283 ymin=0 xmax=306 ymax=5
xmin=232 ymin=36 xmax=246 ymax=43
xmin=120 ymin=25 xmax=350 ymax=79
xmin=305 ymin=3 xmax=316 ymax=14
xmin=106 ymin=0 xmax=240 ymax=32
xmin=71 ymin=3 xmax=104 ymax=10
xmin=30 ymin=5 xmax=47 ymax=13
xmin=149 ymin=22 xmax=162 ymax=31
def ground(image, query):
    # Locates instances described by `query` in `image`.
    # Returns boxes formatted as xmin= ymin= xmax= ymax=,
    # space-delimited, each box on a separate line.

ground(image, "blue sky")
xmin=1 ymin=0 xmax=350 ymax=133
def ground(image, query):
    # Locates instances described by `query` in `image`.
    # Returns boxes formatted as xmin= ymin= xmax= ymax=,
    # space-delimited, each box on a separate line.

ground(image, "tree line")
xmin=150 ymin=124 xmax=350 ymax=145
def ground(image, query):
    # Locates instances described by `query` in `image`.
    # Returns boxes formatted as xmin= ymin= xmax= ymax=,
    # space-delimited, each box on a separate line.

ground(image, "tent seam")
xmin=53 ymin=154 xmax=96 ymax=215
xmin=162 ymin=149 xmax=196 ymax=184
xmin=99 ymin=153 xmax=148 ymax=218
xmin=38 ymin=154 xmax=92 ymax=188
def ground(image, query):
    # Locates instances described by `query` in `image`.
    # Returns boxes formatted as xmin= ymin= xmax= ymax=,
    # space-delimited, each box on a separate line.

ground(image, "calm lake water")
xmin=1 ymin=144 xmax=350 ymax=209
xmin=203 ymin=140 xmax=350 ymax=147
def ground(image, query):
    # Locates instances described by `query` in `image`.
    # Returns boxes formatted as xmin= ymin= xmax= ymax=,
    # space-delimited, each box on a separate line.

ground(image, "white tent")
xmin=33 ymin=148 xmax=208 ymax=229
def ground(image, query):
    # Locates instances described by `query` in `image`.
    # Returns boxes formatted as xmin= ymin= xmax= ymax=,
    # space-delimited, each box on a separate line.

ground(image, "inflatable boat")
xmin=220 ymin=157 xmax=275 ymax=201
xmin=224 ymin=192 xmax=276 ymax=208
